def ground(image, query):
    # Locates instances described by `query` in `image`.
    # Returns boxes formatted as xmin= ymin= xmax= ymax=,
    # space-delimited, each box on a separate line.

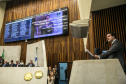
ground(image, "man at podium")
xmin=94 ymin=32 xmax=125 ymax=70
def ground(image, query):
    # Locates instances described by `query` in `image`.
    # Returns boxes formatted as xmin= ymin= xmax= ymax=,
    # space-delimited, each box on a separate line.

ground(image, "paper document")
xmin=85 ymin=49 xmax=94 ymax=57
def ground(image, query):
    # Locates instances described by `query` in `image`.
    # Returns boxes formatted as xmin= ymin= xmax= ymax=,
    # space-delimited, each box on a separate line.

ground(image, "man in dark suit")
xmin=27 ymin=60 xmax=35 ymax=67
xmin=0 ymin=56 xmax=4 ymax=67
xmin=94 ymin=32 xmax=125 ymax=70
xmin=3 ymin=60 xmax=9 ymax=67
xmin=15 ymin=60 xmax=20 ymax=67
xmin=9 ymin=60 xmax=15 ymax=67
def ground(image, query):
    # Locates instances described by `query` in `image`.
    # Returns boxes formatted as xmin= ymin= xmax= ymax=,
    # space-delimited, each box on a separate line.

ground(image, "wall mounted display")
xmin=4 ymin=7 xmax=69 ymax=42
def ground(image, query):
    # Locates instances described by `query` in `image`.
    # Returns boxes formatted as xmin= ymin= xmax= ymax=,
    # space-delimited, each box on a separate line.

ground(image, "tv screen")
xmin=4 ymin=18 xmax=32 ymax=42
xmin=33 ymin=7 xmax=68 ymax=38
xmin=4 ymin=7 xmax=68 ymax=42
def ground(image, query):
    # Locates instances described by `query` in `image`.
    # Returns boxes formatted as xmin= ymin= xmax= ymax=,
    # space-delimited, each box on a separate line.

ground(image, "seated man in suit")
xmin=27 ymin=60 xmax=35 ymax=67
xmin=9 ymin=60 xmax=15 ymax=67
xmin=15 ymin=60 xmax=20 ymax=67
xmin=94 ymin=32 xmax=125 ymax=70
xmin=20 ymin=60 xmax=24 ymax=67
xmin=0 ymin=56 xmax=4 ymax=67
xmin=3 ymin=60 xmax=9 ymax=67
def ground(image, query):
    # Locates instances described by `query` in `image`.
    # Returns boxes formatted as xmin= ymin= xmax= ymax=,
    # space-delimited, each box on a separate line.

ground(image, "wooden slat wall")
xmin=0 ymin=0 xmax=85 ymax=67
xmin=92 ymin=4 xmax=126 ymax=63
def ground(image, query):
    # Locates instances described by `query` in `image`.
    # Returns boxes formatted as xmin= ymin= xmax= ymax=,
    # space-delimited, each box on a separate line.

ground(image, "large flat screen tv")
xmin=4 ymin=18 xmax=33 ymax=42
xmin=4 ymin=7 xmax=68 ymax=42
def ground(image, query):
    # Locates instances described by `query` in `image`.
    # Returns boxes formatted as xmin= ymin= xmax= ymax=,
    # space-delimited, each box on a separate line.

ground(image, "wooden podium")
xmin=69 ymin=59 xmax=126 ymax=84
xmin=0 ymin=67 xmax=47 ymax=84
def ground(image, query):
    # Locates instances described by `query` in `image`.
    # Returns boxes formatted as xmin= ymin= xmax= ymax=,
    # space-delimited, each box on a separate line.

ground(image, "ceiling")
xmin=0 ymin=0 xmax=11 ymax=2
xmin=91 ymin=0 xmax=126 ymax=11
xmin=0 ymin=0 xmax=126 ymax=11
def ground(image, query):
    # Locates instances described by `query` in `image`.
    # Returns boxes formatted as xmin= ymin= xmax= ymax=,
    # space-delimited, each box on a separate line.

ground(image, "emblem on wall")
xmin=35 ymin=71 xmax=43 ymax=79
xmin=24 ymin=73 xmax=33 ymax=81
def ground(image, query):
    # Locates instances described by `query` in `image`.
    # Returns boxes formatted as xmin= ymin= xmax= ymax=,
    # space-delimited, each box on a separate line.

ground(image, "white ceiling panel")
xmin=91 ymin=0 xmax=126 ymax=11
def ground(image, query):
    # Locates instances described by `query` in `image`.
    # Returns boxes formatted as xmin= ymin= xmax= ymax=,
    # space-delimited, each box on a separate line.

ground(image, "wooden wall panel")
xmin=0 ymin=0 xmax=85 ymax=67
xmin=92 ymin=4 xmax=126 ymax=64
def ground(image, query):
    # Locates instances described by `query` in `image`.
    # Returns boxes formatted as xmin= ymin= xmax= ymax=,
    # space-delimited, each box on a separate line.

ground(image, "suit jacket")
xmin=27 ymin=63 xmax=35 ymax=67
xmin=99 ymin=40 xmax=125 ymax=69
xmin=0 ymin=59 xmax=4 ymax=67
xmin=3 ymin=63 xmax=9 ymax=67
xmin=15 ymin=64 xmax=21 ymax=67
xmin=9 ymin=63 xmax=15 ymax=67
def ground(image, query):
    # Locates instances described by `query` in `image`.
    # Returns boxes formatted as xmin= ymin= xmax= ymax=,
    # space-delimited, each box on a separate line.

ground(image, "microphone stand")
xmin=94 ymin=41 xmax=108 ymax=55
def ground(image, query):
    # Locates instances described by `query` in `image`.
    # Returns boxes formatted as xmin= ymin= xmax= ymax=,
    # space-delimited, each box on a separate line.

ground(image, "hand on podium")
xmin=94 ymin=55 xmax=100 ymax=59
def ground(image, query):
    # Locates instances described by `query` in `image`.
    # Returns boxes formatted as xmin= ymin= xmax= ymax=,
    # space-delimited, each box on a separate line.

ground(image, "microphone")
xmin=94 ymin=41 xmax=108 ymax=55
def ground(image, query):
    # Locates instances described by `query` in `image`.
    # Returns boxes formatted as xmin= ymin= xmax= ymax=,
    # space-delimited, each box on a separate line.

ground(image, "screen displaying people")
xmin=4 ymin=7 xmax=68 ymax=43
xmin=34 ymin=11 xmax=64 ymax=38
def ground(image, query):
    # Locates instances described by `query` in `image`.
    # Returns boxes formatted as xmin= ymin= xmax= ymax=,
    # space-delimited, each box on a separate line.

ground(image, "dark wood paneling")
xmin=92 ymin=4 xmax=126 ymax=64
xmin=0 ymin=0 xmax=85 ymax=67
xmin=67 ymin=62 xmax=73 ymax=83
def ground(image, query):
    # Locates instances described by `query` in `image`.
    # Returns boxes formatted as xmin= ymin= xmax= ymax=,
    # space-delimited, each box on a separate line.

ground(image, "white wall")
xmin=0 ymin=2 xmax=6 ymax=34
xmin=77 ymin=0 xmax=92 ymax=49
xmin=91 ymin=0 xmax=126 ymax=11
xmin=77 ymin=0 xmax=92 ymax=20
xmin=0 ymin=45 xmax=21 ymax=63
xmin=26 ymin=40 xmax=47 ymax=67
xmin=0 ymin=67 xmax=47 ymax=84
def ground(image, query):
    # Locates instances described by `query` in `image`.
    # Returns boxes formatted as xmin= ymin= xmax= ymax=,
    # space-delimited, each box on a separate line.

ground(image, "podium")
xmin=0 ymin=67 xmax=47 ymax=84
xmin=69 ymin=59 xmax=126 ymax=84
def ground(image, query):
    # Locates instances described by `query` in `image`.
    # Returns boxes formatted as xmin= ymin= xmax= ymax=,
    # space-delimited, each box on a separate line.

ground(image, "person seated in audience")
xmin=3 ymin=60 xmax=9 ymax=67
xmin=20 ymin=60 xmax=24 ymax=67
xmin=15 ymin=60 xmax=20 ymax=67
xmin=54 ymin=65 xmax=58 ymax=72
xmin=48 ymin=66 xmax=52 ymax=75
xmin=27 ymin=60 xmax=35 ymax=67
xmin=0 ymin=56 xmax=4 ymax=67
xmin=48 ymin=71 xmax=55 ymax=84
xmin=9 ymin=60 xmax=15 ymax=67
xmin=53 ymin=69 xmax=57 ymax=76
xmin=53 ymin=69 xmax=59 ymax=84
xmin=20 ymin=60 xmax=24 ymax=65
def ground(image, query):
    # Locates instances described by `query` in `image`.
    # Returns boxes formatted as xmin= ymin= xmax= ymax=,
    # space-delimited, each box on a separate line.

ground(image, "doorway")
xmin=58 ymin=63 xmax=68 ymax=84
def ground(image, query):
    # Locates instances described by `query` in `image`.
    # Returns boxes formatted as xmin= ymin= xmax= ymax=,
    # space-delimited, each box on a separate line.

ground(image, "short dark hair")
xmin=107 ymin=32 xmax=116 ymax=38
xmin=45 ymin=15 xmax=49 ymax=19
